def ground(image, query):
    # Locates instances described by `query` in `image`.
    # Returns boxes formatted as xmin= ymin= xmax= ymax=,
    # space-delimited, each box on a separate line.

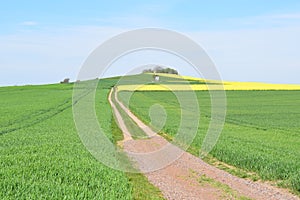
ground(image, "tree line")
xmin=142 ymin=66 xmax=178 ymax=75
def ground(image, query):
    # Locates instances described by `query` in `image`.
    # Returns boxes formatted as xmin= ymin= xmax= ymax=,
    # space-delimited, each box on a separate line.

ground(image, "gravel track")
xmin=108 ymin=88 xmax=299 ymax=200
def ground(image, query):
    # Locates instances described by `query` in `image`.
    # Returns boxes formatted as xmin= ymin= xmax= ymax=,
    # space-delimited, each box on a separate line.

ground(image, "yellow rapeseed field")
xmin=117 ymin=73 xmax=300 ymax=91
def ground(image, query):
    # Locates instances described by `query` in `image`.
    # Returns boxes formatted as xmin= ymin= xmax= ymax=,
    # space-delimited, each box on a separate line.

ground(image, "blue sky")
xmin=1 ymin=0 xmax=300 ymax=85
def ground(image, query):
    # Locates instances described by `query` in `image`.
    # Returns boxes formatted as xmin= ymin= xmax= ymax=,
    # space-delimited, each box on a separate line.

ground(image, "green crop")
xmin=0 ymin=78 xmax=163 ymax=200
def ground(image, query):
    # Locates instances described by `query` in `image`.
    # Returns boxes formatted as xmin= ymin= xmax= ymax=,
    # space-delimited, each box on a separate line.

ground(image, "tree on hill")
xmin=60 ymin=78 xmax=70 ymax=84
xmin=142 ymin=65 xmax=178 ymax=75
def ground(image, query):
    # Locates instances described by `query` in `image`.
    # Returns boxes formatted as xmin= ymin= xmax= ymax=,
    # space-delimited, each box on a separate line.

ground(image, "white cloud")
xmin=21 ymin=21 xmax=38 ymax=26
xmin=0 ymin=26 xmax=127 ymax=86
xmin=267 ymin=13 xmax=300 ymax=20
xmin=223 ymin=12 xmax=300 ymax=28
xmin=91 ymin=15 xmax=166 ymax=29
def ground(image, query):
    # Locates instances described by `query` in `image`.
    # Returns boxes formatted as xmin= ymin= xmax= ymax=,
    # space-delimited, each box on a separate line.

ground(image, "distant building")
xmin=153 ymin=74 xmax=160 ymax=82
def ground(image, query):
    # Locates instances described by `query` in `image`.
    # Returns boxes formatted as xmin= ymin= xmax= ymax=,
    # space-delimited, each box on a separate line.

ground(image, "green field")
xmin=1 ymin=75 xmax=300 ymax=198
xmin=118 ymin=89 xmax=300 ymax=193
xmin=0 ymin=78 xmax=163 ymax=200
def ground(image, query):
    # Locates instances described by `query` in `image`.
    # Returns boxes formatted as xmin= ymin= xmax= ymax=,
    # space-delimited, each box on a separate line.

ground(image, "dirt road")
xmin=108 ymin=88 xmax=299 ymax=200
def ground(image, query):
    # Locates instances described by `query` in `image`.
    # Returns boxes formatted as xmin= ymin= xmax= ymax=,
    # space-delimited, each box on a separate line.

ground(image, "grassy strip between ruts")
xmin=110 ymin=88 xmax=148 ymax=139
xmin=189 ymin=170 xmax=252 ymax=200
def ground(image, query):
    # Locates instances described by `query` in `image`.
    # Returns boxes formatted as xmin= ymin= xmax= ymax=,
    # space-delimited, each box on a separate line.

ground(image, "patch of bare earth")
xmin=109 ymin=88 xmax=299 ymax=200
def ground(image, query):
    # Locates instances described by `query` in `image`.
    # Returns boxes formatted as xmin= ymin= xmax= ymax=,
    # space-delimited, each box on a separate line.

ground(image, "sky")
xmin=1 ymin=0 xmax=300 ymax=86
